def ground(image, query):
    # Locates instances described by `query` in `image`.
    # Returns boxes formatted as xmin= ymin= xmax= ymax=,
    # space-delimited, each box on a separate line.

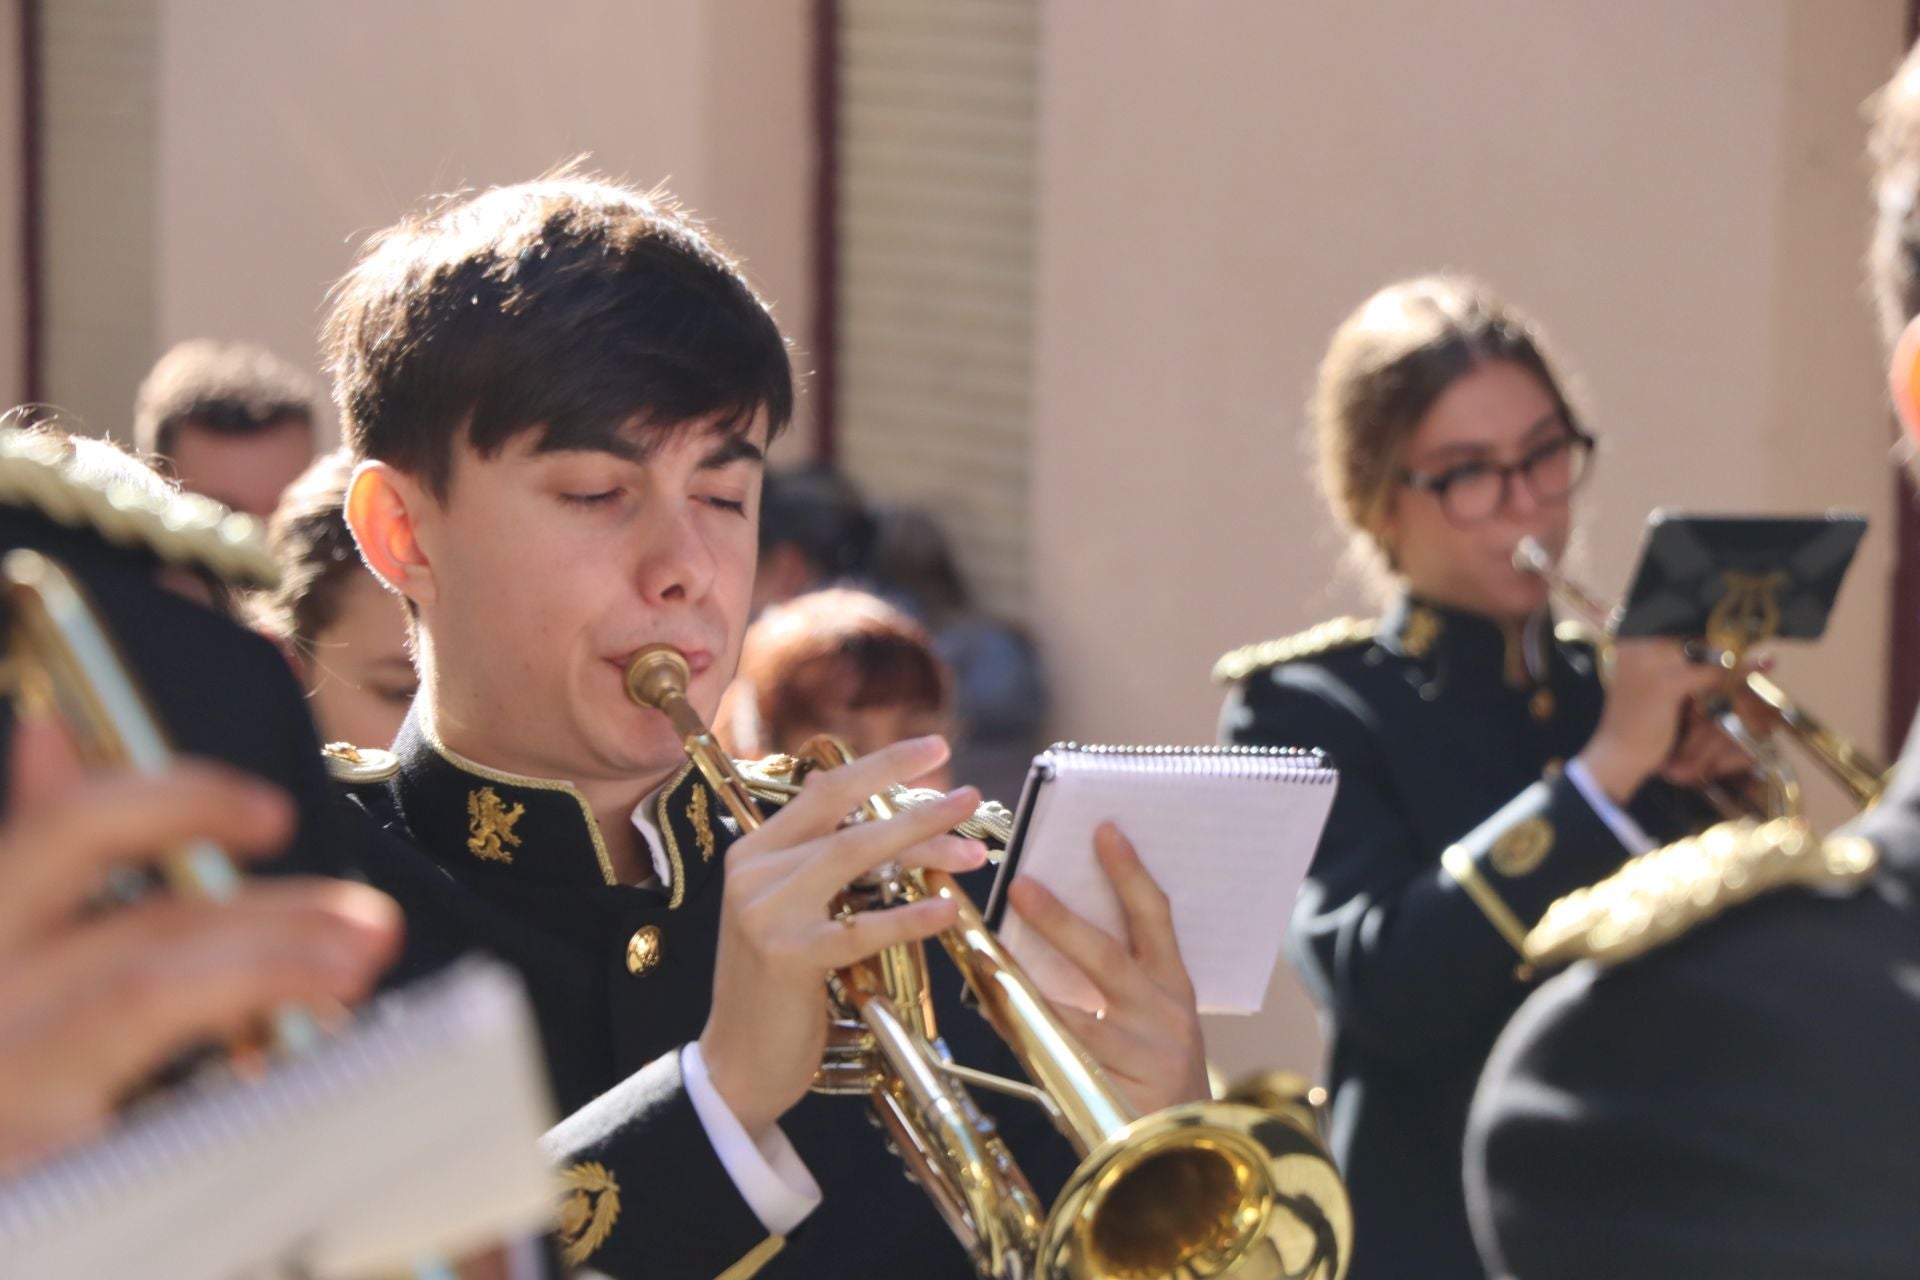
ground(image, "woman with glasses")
xmin=1215 ymin=275 xmax=1744 ymax=1279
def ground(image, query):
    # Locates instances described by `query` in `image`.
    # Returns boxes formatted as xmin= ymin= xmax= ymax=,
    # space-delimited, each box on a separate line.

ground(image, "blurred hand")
xmin=1660 ymin=659 xmax=1778 ymax=788
xmin=1006 ymin=822 xmax=1210 ymax=1115
xmin=0 ymin=715 xmax=402 ymax=1176
xmin=698 ymin=735 xmax=988 ymax=1138
xmin=1576 ymin=638 xmax=1730 ymax=803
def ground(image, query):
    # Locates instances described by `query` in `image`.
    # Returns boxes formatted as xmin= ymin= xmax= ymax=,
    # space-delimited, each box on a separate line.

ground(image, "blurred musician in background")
xmin=718 ymin=585 xmax=955 ymax=777
xmin=1215 ymin=275 xmax=1754 ymax=1278
xmin=255 ymin=449 xmax=418 ymax=748
xmin=134 ymin=339 xmax=320 ymax=520
xmin=1464 ymin=41 xmax=1920 ymax=1280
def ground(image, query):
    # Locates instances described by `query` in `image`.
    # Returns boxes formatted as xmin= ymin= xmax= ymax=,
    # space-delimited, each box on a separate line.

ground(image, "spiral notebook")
xmin=0 ymin=960 xmax=558 ymax=1280
xmin=984 ymin=744 xmax=1339 ymax=1016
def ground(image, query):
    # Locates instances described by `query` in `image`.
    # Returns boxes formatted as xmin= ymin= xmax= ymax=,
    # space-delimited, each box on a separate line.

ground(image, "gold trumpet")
xmin=1513 ymin=537 xmax=1888 ymax=816
xmin=626 ymin=644 xmax=1353 ymax=1280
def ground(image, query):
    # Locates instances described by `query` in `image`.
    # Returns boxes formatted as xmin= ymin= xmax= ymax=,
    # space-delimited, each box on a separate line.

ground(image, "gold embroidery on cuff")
xmin=557 ymin=1160 xmax=621 ymax=1267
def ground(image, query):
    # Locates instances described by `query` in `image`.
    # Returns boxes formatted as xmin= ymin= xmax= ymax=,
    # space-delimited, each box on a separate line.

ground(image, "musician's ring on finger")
xmin=838 ymin=913 xmax=858 ymax=930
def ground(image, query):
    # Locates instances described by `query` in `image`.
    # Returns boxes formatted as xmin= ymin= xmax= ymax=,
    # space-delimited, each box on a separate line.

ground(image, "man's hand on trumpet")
xmin=698 ymin=734 xmax=989 ymax=1139
xmin=1005 ymin=822 xmax=1210 ymax=1116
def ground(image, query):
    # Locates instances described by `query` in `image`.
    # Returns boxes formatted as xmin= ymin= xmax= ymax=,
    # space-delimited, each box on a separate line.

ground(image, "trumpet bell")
xmin=1040 ymin=1100 xmax=1350 ymax=1280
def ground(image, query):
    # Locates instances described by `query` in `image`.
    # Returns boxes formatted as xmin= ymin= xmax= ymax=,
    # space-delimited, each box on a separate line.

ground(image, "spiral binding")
xmin=1039 ymin=742 xmax=1335 ymax=781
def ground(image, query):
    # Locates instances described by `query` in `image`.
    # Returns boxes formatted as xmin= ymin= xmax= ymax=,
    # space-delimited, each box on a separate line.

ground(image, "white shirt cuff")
xmin=1565 ymin=757 xmax=1659 ymax=857
xmin=679 ymin=1041 xmax=823 ymax=1236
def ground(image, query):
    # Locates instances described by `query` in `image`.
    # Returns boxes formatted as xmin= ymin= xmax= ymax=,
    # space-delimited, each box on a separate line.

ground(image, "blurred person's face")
xmin=169 ymin=418 xmax=316 ymax=518
xmin=750 ymin=542 xmax=822 ymax=616
xmin=1379 ymin=360 xmax=1576 ymax=622
xmin=357 ymin=414 xmax=765 ymax=787
xmin=295 ymin=570 xmax=417 ymax=749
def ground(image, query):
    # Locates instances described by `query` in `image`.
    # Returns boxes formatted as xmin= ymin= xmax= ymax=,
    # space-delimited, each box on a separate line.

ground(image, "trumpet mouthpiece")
xmin=624 ymin=644 xmax=691 ymax=709
xmin=1512 ymin=537 xmax=1552 ymax=576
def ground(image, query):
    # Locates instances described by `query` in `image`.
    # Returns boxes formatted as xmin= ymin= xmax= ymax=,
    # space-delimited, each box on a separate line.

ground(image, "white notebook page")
xmin=0 ymin=960 xmax=557 ymax=1280
xmin=993 ymin=746 xmax=1337 ymax=1015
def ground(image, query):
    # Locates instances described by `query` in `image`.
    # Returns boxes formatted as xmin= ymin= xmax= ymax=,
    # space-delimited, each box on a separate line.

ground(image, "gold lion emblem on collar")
xmin=556 ymin=1160 xmax=621 ymax=1266
xmin=466 ymin=786 xmax=525 ymax=864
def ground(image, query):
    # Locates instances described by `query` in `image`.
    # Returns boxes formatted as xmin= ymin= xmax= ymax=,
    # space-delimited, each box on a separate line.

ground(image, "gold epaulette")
xmin=0 ymin=427 xmax=277 ymax=588
xmin=1211 ymin=617 xmax=1377 ymax=684
xmin=322 ymin=740 xmax=400 ymax=784
xmin=1525 ymin=818 xmax=1879 ymax=969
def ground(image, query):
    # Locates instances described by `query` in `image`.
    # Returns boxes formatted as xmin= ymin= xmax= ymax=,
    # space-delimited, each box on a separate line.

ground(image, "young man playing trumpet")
xmin=322 ymin=174 xmax=1209 ymax=1278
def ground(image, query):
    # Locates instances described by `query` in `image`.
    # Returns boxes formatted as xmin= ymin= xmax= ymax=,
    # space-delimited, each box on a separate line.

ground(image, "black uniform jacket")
xmin=1216 ymin=595 xmax=1707 ymax=1280
xmin=1466 ymin=712 xmax=1920 ymax=1280
xmin=337 ymin=707 xmax=1073 ymax=1279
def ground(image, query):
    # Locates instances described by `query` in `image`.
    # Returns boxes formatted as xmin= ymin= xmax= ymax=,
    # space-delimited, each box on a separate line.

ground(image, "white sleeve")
xmin=679 ymin=1041 xmax=824 ymax=1236
xmin=1565 ymin=757 xmax=1659 ymax=857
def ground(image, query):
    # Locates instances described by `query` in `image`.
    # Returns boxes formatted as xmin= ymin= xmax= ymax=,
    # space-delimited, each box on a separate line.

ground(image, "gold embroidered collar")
xmin=384 ymin=706 xmax=744 ymax=908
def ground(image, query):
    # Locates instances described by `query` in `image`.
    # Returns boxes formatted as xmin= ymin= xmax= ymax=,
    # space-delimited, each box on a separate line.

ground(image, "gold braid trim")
xmin=1212 ymin=617 xmax=1377 ymax=684
xmin=0 ymin=427 xmax=276 ymax=588
xmin=1526 ymin=818 xmax=1879 ymax=969
xmin=1441 ymin=844 xmax=1533 ymax=962
xmin=715 ymin=1234 xmax=787 ymax=1280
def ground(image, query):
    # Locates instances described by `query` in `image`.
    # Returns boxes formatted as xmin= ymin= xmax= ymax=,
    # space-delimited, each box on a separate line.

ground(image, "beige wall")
xmin=152 ymin=0 xmax=816 ymax=454
xmin=0 ymin=0 xmax=22 ymax=411
xmin=1030 ymin=0 xmax=1907 ymax=1076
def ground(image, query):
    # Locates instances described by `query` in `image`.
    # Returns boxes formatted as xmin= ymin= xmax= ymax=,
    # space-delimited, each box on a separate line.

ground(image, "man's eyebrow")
xmin=697 ymin=436 xmax=765 ymax=470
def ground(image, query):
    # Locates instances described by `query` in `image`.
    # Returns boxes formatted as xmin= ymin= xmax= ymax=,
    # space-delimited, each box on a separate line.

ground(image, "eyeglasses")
xmin=1398 ymin=427 xmax=1597 ymax=528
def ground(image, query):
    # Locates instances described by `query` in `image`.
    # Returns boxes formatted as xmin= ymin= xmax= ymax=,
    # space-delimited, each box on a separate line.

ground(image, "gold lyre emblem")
xmin=1706 ymin=570 xmax=1787 ymax=656
xmin=556 ymin=1160 xmax=621 ymax=1266
xmin=466 ymin=786 xmax=525 ymax=864
xmin=688 ymin=782 xmax=717 ymax=861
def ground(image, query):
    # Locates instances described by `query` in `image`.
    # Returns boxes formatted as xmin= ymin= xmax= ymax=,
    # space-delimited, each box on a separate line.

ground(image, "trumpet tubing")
xmin=623 ymin=643 xmax=1352 ymax=1280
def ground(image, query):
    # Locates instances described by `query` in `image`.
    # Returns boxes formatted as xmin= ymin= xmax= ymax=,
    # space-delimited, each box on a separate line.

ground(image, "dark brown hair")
xmin=133 ymin=340 xmax=317 ymax=458
xmin=322 ymin=172 xmax=793 ymax=497
xmin=1313 ymin=275 xmax=1579 ymax=561
xmin=733 ymin=588 xmax=950 ymax=753
xmin=255 ymin=450 xmax=365 ymax=650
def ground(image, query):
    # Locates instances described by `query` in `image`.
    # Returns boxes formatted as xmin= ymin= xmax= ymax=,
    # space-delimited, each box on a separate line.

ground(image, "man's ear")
xmin=345 ymin=461 xmax=437 ymax=608
xmin=1890 ymin=313 xmax=1920 ymax=448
